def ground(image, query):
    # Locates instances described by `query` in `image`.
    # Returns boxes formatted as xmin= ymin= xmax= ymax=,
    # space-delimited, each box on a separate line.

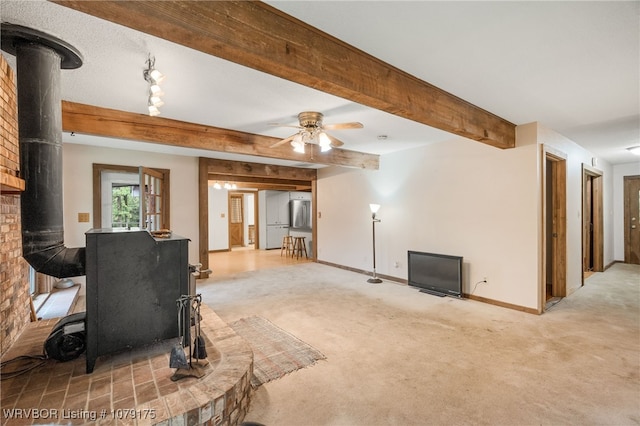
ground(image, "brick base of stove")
xmin=0 ymin=304 xmax=254 ymax=426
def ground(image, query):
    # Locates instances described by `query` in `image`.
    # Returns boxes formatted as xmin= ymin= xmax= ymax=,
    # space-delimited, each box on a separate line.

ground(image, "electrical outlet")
xmin=394 ymin=261 xmax=400 ymax=268
xmin=483 ymin=277 xmax=488 ymax=283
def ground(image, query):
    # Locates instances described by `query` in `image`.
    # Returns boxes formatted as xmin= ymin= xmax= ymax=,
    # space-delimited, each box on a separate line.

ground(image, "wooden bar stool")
xmin=292 ymin=236 xmax=308 ymax=259
xmin=281 ymin=235 xmax=293 ymax=257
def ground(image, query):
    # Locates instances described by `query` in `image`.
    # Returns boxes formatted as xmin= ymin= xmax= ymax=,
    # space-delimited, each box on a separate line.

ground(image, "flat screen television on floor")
xmin=407 ymin=251 xmax=463 ymax=298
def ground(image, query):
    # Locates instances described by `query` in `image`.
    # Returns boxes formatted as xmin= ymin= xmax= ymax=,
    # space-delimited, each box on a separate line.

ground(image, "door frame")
xmin=581 ymin=164 xmax=604 ymax=283
xmin=623 ymin=175 xmax=640 ymax=264
xmin=540 ymin=145 xmax=567 ymax=312
xmin=198 ymin=158 xmax=317 ymax=278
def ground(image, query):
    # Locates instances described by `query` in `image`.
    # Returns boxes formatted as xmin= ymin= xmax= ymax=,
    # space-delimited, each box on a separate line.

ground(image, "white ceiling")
xmin=1 ymin=1 xmax=638 ymax=166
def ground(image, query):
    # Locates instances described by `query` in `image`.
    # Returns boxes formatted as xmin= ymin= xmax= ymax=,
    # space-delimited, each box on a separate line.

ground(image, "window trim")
xmin=92 ymin=163 xmax=170 ymax=230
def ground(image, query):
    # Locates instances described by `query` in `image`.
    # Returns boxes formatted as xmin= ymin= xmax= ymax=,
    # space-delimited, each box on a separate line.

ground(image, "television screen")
xmin=407 ymin=251 xmax=463 ymax=298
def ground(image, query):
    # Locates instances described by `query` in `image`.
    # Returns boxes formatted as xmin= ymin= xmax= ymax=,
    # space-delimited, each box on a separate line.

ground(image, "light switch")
xmin=221 ymin=213 xmax=225 ymax=218
xmin=78 ymin=212 xmax=90 ymax=223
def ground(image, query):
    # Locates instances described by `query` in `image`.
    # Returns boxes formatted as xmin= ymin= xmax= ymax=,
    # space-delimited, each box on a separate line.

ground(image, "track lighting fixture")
xmin=143 ymin=55 xmax=165 ymax=116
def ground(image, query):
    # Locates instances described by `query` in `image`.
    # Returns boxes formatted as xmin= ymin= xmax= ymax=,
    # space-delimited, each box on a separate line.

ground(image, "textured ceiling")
xmin=1 ymin=1 xmax=638 ymax=166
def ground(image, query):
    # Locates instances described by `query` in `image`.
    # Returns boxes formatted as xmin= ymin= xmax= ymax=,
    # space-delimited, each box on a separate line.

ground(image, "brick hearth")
xmin=0 ymin=304 xmax=253 ymax=425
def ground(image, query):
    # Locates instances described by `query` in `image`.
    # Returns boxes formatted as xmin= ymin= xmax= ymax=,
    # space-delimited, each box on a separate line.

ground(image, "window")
xmin=93 ymin=164 xmax=170 ymax=230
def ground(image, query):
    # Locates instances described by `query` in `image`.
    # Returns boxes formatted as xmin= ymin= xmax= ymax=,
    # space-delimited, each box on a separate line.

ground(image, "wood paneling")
xmin=53 ymin=1 xmax=515 ymax=150
xmin=62 ymin=101 xmax=379 ymax=170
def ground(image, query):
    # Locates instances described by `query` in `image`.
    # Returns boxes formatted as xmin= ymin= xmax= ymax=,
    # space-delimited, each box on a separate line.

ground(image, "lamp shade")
xmin=369 ymin=204 xmax=381 ymax=214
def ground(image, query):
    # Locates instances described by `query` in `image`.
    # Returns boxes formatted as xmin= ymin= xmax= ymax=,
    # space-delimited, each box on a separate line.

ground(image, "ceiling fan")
xmin=269 ymin=111 xmax=363 ymax=153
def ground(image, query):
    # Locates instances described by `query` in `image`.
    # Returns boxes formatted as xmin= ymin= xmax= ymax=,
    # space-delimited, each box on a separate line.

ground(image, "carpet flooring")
xmin=198 ymin=262 xmax=640 ymax=426
xmin=229 ymin=316 xmax=326 ymax=388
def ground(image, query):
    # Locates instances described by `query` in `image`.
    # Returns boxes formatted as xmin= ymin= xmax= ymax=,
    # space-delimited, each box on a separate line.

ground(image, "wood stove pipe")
xmin=1 ymin=24 xmax=85 ymax=278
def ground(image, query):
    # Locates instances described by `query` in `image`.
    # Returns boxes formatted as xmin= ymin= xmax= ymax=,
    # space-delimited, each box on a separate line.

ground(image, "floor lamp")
xmin=367 ymin=204 xmax=382 ymax=283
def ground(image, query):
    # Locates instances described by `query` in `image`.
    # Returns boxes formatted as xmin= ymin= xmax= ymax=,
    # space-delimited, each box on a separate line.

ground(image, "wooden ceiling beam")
xmin=61 ymin=101 xmax=379 ymax=170
xmin=205 ymin=158 xmax=316 ymax=181
xmin=52 ymin=0 xmax=516 ymax=150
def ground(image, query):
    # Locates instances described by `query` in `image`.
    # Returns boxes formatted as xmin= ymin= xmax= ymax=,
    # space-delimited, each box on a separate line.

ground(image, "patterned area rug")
xmin=229 ymin=316 xmax=326 ymax=387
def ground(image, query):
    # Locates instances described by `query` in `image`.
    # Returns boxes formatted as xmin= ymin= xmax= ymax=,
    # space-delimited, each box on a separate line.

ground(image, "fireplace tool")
xmin=169 ymin=297 xmax=189 ymax=369
xmin=171 ymin=294 xmax=208 ymax=381
xmin=192 ymin=294 xmax=207 ymax=360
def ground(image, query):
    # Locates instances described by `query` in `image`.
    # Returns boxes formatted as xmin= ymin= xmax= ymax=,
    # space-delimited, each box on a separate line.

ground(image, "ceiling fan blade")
xmin=268 ymin=123 xmax=303 ymax=129
xmin=322 ymin=122 xmax=363 ymax=130
xmin=270 ymin=134 xmax=297 ymax=148
xmin=326 ymin=133 xmax=345 ymax=148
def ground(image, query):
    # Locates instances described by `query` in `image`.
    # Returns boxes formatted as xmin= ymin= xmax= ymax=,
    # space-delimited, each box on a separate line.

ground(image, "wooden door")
xmin=229 ymin=194 xmax=244 ymax=248
xmin=582 ymin=165 xmax=604 ymax=277
xmin=139 ymin=167 xmax=165 ymax=231
xmin=542 ymin=147 xmax=567 ymax=312
xmin=583 ymin=174 xmax=593 ymax=272
xmin=624 ymin=175 xmax=640 ymax=264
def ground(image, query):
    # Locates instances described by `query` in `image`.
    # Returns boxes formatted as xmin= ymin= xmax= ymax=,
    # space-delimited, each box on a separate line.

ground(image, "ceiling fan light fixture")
xmin=291 ymin=140 xmax=305 ymax=153
xmin=318 ymin=131 xmax=332 ymax=149
xmin=270 ymin=110 xmax=362 ymax=152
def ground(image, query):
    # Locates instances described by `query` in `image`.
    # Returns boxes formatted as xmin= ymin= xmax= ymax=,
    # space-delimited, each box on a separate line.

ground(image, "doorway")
xmin=582 ymin=165 xmax=604 ymax=280
xmin=198 ymin=158 xmax=317 ymax=278
xmin=542 ymin=147 xmax=567 ymax=312
xmin=623 ymin=175 xmax=640 ymax=264
xmin=228 ymin=192 xmax=256 ymax=250
xmin=229 ymin=193 xmax=244 ymax=248
xmin=92 ymin=163 xmax=170 ymax=230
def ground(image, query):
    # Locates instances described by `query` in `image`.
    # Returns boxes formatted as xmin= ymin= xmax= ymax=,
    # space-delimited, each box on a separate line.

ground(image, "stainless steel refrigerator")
xmin=290 ymin=199 xmax=312 ymax=231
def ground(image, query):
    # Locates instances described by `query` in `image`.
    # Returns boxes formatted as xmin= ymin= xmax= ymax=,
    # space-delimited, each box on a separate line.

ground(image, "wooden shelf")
xmin=1 ymin=170 xmax=25 ymax=193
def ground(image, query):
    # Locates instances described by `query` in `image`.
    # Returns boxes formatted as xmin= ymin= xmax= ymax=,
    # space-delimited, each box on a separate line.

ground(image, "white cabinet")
xmin=266 ymin=225 xmax=289 ymax=249
xmin=259 ymin=190 xmax=291 ymax=249
xmin=265 ymin=191 xmax=290 ymax=225
xmin=289 ymin=191 xmax=311 ymax=201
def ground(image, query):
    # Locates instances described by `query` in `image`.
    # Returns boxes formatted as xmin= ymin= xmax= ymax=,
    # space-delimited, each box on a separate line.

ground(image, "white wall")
xmin=208 ymin=184 xmax=229 ymax=250
xmin=62 ymin=143 xmax=200 ymax=264
xmin=316 ymin=122 xmax=615 ymax=311
xmin=317 ymin=134 xmax=540 ymax=309
xmin=613 ymin=162 xmax=640 ymax=260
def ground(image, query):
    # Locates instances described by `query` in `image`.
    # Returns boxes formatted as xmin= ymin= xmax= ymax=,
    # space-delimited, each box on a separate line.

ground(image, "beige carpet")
xmin=199 ymin=262 xmax=640 ymax=426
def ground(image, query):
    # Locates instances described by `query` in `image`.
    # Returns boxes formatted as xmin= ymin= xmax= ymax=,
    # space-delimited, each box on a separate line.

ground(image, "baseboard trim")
xmin=604 ymin=260 xmax=619 ymax=271
xmin=464 ymin=294 xmax=540 ymax=315
xmin=317 ymin=260 xmax=539 ymax=314
xmin=316 ymin=260 xmax=406 ymax=284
